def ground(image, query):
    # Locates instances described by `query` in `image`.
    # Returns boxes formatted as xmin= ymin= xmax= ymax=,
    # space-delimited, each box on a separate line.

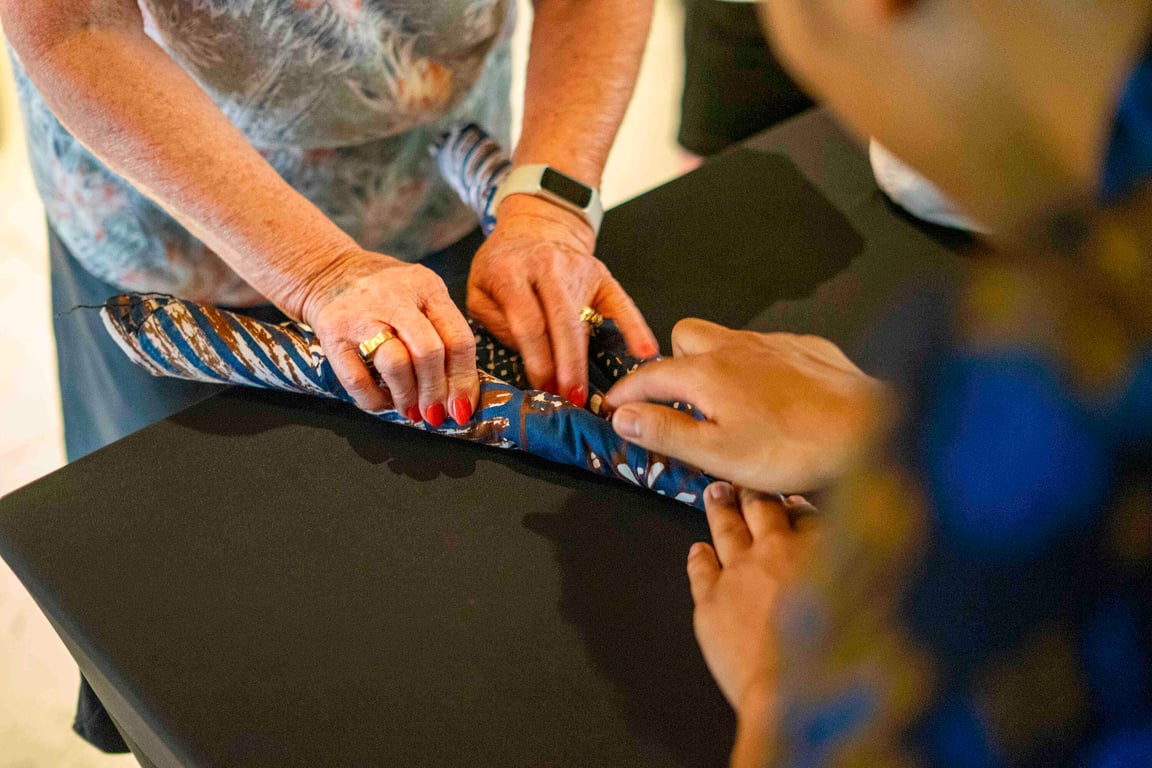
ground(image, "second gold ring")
xmin=579 ymin=306 xmax=604 ymax=329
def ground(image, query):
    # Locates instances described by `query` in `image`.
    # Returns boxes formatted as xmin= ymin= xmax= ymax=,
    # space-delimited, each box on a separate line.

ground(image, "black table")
xmin=0 ymin=110 xmax=967 ymax=767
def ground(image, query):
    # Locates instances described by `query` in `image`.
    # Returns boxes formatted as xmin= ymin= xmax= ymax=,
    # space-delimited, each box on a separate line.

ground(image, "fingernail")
xmin=567 ymin=386 xmax=586 ymax=408
xmin=706 ymin=482 xmax=734 ymax=503
xmin=405 ymin=406 xmax=422 ymax=423
xmin=612 ymin=407 xmax=640 ymax=439
xmin=425 ymin=402 xmax=446 ymax=428
xmin=451 ymin=397 xmax=473 ymax=425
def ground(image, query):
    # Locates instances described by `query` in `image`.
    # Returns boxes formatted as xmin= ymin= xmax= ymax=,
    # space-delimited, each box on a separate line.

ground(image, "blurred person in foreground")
xmin=607 ymin=0 xmax=1152 ymax=764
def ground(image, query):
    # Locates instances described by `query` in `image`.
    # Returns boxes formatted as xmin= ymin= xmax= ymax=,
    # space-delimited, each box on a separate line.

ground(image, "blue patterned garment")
xmin=8 ymin=0 xmax=515 ymax=306
xmin=772 ymin=49 xmax=1152 ymax=767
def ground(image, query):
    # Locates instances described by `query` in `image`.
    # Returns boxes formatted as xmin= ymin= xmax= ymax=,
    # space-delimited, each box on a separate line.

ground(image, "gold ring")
xmin=358 ymin=328 xmax=397 ymax=365
xmin=579 ymin=306 xmax=604 ymax=329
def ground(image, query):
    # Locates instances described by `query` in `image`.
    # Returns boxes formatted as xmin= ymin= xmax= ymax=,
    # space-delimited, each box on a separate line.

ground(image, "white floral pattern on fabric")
xmin=7 ymin=0 xmax=514 ymax=305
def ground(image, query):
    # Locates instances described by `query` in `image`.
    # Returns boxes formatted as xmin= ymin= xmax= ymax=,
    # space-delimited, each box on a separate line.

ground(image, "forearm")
xmin=7 ymin=15 xmax=358 ymax=317
xmin=516 ymin=0 xmax=654 ymax=186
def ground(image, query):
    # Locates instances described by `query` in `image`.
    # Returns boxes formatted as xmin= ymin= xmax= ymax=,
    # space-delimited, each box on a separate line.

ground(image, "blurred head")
xmin=758 ymin=0 xmax=1152 ymax=238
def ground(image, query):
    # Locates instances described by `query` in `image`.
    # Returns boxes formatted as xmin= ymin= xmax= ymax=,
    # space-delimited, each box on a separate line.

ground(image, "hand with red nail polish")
xmin=301 ymin=250 xmax=479 ymax=425
xmin=466 ymin=196 xmax=658 ymax=407
xmin=405 ymin=406 xmax=422 ymax=423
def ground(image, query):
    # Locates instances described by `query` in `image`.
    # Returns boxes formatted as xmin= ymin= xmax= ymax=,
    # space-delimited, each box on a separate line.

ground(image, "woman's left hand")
xmin=467 ymin=196 xmax=659 ymax=406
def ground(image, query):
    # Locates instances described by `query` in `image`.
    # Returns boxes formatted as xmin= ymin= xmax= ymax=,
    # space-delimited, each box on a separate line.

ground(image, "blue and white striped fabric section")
xmin=432 ymin=123 xmax=512 ymax=235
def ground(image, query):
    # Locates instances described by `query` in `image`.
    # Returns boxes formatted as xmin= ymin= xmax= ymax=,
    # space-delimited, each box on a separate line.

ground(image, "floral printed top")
xmin=10 ymin=0 xmax=514 ymax=305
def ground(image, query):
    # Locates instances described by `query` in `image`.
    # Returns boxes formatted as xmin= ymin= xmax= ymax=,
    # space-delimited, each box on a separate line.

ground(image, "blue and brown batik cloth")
xmin=101 ymin=126 xmax=715 ymax=510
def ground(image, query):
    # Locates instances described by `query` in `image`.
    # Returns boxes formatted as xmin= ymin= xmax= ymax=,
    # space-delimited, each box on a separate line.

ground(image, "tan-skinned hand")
xmin=300 ymin=248 xmax=479 ymax=427
xmin=467 ymin=195 xmax=658 ymax=406
xmin=691 ymin=483 xmax=818 ymax=766
xmin=606 ymin=319 xmax=886 ymax=493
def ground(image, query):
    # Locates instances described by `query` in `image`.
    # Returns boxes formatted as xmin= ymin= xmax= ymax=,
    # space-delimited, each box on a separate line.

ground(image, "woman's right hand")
xmin=296 ymin=249 xmax=479 ymax=427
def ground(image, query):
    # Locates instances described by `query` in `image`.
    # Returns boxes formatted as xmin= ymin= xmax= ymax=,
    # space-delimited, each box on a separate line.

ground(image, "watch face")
xmin=541 ymin=167 xmax=593 ymax=209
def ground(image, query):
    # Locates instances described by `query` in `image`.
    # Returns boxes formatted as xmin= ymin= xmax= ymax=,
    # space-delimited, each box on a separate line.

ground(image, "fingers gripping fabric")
xmin=101 ymin=294 xmax=713 ymax=507
xmin=99 ymin=124 xmax=715 ymax=508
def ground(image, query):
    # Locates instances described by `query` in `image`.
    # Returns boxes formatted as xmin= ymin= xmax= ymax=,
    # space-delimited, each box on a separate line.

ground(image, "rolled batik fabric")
xmin=101 ymin=294 xmax=712 ymax=507
xmin=99 ymin=124 xmax=715 ymax=509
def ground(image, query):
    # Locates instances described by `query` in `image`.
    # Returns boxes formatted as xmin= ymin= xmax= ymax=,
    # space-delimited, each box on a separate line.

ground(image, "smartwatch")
xmin=489 ymin=164 xmax=604 ymax=237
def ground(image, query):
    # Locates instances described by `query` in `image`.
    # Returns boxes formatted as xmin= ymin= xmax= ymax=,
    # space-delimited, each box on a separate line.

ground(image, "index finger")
xmin=703 ymin=482 xmax=753 ymax=565
xmin=592 ymin=277 xmax=659 ymax=359
xmin=671 ymin=317 xmax=730 ymax=357
xmin=603 ymin=356 xmax=708 ymax=411
xmin=536 ymin=279 xmax=589 ymax=406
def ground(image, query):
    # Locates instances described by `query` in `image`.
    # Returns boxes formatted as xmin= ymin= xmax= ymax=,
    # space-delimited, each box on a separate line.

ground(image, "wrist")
xmin=495 ymin=194 xmax=597 ymax=250
xmin=731 ymin=679 xmax=779 ymax=768
xmin=737 ymin=675 xmax=777 ymax=722
xmin=286 ymin=246 xmax=399 ymax=324
xmin=509 ymin=150 xmax=602 ymax=191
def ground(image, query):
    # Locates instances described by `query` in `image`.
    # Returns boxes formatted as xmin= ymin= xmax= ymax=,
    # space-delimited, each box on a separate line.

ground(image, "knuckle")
xmin=391 ymin=379 xmax=418 ymax=399
xmin=517 ymin=319 xmax=548 ymax=343
xmin=443 ymin=328 xmax=477 ymax=354
xmin=342 ymin=368 xmax=375 ymax=397
xmin=407 ymin=338 xmax=444 ymax=364
xmin=388 ymin=386 xmax=417 ymax=409
xmin=373 ymin=353 xmax=406 ymax=378
xmin=644 ymin=410 xmax=670 ymax=443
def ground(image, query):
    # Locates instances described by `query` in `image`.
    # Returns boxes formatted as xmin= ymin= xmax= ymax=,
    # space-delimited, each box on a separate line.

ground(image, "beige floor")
xmin=0 ymin=2 xmax=686 ymax=765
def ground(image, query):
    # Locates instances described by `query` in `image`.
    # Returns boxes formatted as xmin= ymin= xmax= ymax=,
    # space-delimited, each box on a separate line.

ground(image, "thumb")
xmin=687 ymin=541 xmax=721 ymax=604
xmin=612 ymin=402 xmax=717 ymax=466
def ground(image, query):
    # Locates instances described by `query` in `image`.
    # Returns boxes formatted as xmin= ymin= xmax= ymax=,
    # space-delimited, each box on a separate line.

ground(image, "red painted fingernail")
xmin=405 ymin=406 xmax=422 ymax=423
xmin=451 ymin=397 xmax=473 ymax=424
xmin=567 ymin=386 xmax=586 ymax=408
xmin=425 ymin=402 xmax=446 ymax=428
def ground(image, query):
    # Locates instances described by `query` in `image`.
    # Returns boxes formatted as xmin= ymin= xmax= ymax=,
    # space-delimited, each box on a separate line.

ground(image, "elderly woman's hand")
xmin=297 ymin=248 xmax=478 ymax=426
xmin=605 ymin=319 xmax=887 ymax=493
xmin=467 ymin=196 xmax=658 ymax=406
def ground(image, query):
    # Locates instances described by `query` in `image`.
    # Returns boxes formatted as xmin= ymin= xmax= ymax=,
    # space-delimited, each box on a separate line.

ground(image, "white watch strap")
xmin=489 ymin=164 xmax=603 ymax=237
